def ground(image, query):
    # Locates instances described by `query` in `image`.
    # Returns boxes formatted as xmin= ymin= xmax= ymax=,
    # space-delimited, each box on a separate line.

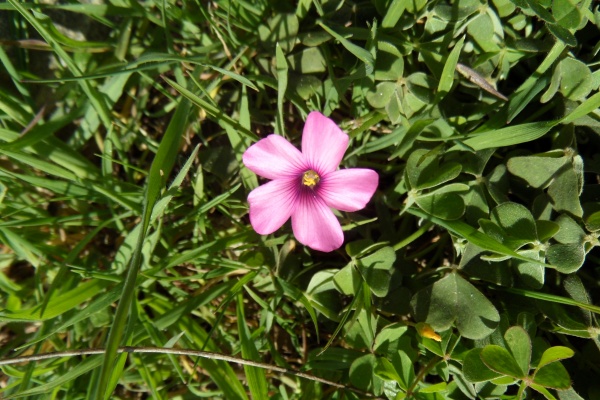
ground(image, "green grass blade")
xmin=94 ymin=97 xmax=192 ymax=400
xmin=2 ymin=356 xmax=103 ymax=399
xmin=561 ymin=91 xmax=600 ymax=124
xmin=276 ymin=43 xmax=288 ymax=136
xmin=407 ymin=207 xmax=552 ymax=268
xmin=6 ymin=0 xmax=113 ymax=129
xmin=317 ymin=21 xmax=374 ymax=68
xmin=0 ymin=128 xmax=101 ymax=180
xmin=163 ymin=77 xmax=257 ymax=141
xmin=236 ymin=293 xmax=269 ymax=399
xmin=493 ymin=287 xmax=600 ymax=315
xmin=437 ymin=36 xmax=465 ymax=101
xmin=0 ymin=227 xmax=42 ymax=268
xmin=0 ymin=279 xmax=111 ymax=322
xmin=450 ymin=120 xmax=557 ymax=151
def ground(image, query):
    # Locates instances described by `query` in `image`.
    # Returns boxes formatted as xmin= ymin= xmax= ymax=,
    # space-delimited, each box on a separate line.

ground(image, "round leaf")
xmin=554 ymin=214 xmax=586 ymax=244
xmin=463 ymin=348 xmax=503 ymax=382
xmin=349 ymin=354 xmax=385 ymax=394
xmin=504 ymin=326 xmax=532 ymax=376
xmin=490 ymin=202 xmax=538 ymax=244
xmin=514 ymin=250 xmax=545 ymax=289
xmin=558 ymin=58 xmax=593 ymax=101
xmin=356 ymin=246 xmax=396 ymax=297
xmin=547 ymin=167 xmax=583 ymax=218
xmin=537 ymin=346 xmax=575 ymax=369
xmin=533 ymin=361 xmax=572 ymax=389
xmin=584 ymin=209 xmax=600 ymax=232
xmin=375 ymin=51 xmax=404 ymax=81
xmin=374 ymin=323 xmax=411 ymax=358
xmin=333 ymin=264 xmax=360 ymax=295
xmin=480 ymin=345 xmax=526 ymax=379
xmin=410 ymin=272 xmax=500 ymax=339
xmin=546 ymin=243 xmax=585 ymax=273
xmin=507 ymin=155 xmax=568 ymax=189
xmin=367 ymin=82 xmax=396 ymax=108
xmin=415 ymin=190 xmax=465 ymax=220
xmin=406 ymin=149 xmax=462 ymax=190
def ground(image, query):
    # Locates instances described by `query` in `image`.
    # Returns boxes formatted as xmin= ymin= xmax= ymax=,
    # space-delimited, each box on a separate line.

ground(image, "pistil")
xmin=302 ymin=170 xmax=320 ymax=188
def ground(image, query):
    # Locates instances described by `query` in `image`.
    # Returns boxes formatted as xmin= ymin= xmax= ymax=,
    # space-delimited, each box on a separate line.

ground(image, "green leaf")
xmin=546 ymin=243 xmax=585 ymax=273
xmin=375 ymin=357 xmax=404 ymax=386
xmin=490 ymin=202 xmax=538 ymax=245
xmin=317 ymin=22 xmax=375 ymax=70
xmin=553 ymin=0 xmax=582 ymax=29
xmin=507 ymin=154 xmax=569 ymax=188
xmin=514 ymin=250 xmax=545 ymax=289
xmin=415 ymin=185 xmax=467 ymax=220
xmin=0 ymin=279 xmax=110 ymax=322
xmin=374 ymin=48 xmax=404 ymax=81
xmin=381 ymin=0 xmax=407 ymax=28
xmin=349 ymin=354 xmax=384 ymax=394
xmin=6 ymin=0 xmax=112 ymax=129
xmin=390 ymin=350 xmax=416 ymax=391
xmin=406 ymin=149 xmax=462 ymax=190
xmin=486 ymin=164 xmax=510 ymax=204
xmin=547 ymin=23 xmax=578 ymax=46
xmin=558 ymin=58 xmax=593 ymax=101
xmin=373 ymin=323 xmax=411 ymax=359
xmin=5 ymin=355 xmax=103 ymax=398
xmin=504 ymin=326 xmax=532 ymax=376
xmin=530 ymin=383 xmax=559 ymax=400
xmin=480 ymin=345 xmax=526 ymax=378
xmin=163 ymin=77 xmax=257 ymax=141
xmin=411 ymin=272 xmax=500 ymax=339
xmin=537 ymin=346 xmax=575 ymax=369
xmin=268 ymin=13 xmax=299 ymax=53
xmin=276 ymin=43 xmax=288 ymax=136
xmin=451 ymin=121 xmax=557 ymax=151
xmin=554 ymin=214 xmax=586 ymax=244
xmin=408 ymin=207 xmax=551 ymax=268
xmin=333 ymin=264 xmax=361 ymax=295
xmin=287 ymin=47 xmax=327 ymax=73
xmin=236 ymin=294 xmax=269 ymax=400
xmin=463 ymin=348 xmax=503 ymax=382
xmin=533 ymin=361 xmax=572 ymax=389
xmin=367 ymin=82 xmax=396 ymax=108
xmin=584 ymin=210 xmax=600 ymax=232
xmin=536 ymin=220 xmax=561 ymax=242
xmin=547 ymin=165 xmax=583 ymax=217
xmin=525 ymin=0 xmax=556 ymax=22
xmin=96 ymin=96 xmax=193 ymax=400
xmin=561 ymin=91 xmax=600 ymax=124
xmin=437 ymin=36 xmax=465 ymax=101
xmin=356 ymin=246 xmax=396 ymax=297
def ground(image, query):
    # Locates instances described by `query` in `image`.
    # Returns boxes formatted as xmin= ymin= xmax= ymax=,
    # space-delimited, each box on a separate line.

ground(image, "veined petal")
xmin=248 ymin=178 xmax=299 ymax=235
xmin=318 ymin=169 xmax=378 ymax=212
xmin=291 ymin=193 xmax=344 ymax=252
xmin=243 ymin=135 xmax=305 ymax=180
xmin=302 ymin=111 xmax=349 ymax=174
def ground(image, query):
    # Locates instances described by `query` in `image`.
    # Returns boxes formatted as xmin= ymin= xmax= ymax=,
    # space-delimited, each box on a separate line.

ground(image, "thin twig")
xmin=0 ymin=346 xmax=384 ymax=399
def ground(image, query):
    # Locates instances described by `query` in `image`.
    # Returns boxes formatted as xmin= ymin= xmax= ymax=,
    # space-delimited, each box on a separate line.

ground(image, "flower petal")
xmin=243 ymin=135 xmax=305 ymax=180
xmin=318 ymin=169 xmax=378 ymax=212
xmin=302 ymin=111 xmax=349 ymax=174
xmin=291 ymin=193 xmax=344 ymax=252
xmin=248 ymin=178 xmax=299 ymax=235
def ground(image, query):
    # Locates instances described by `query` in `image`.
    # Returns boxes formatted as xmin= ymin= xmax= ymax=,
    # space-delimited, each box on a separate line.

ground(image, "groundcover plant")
xmin=1 ymin=0 xmax=600 ymax=399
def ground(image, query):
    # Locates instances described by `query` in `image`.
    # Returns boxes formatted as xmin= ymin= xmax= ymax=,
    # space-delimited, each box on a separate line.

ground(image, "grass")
xmin=1 ymin=0 xmax=600 ymax=399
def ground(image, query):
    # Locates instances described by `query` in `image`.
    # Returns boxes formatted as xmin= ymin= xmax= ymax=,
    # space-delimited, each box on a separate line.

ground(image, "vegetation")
xmin=1 ymin=0 xmax=599 ymax=399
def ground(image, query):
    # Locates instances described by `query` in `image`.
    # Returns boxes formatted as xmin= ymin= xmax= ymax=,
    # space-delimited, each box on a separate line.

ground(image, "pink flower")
xmin=242 ymin=111 xmax=378 ymax=252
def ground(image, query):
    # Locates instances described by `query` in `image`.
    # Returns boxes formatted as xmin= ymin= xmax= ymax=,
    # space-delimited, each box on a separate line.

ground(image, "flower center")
xmin=302 ymin=170 xmax=320 ymax=188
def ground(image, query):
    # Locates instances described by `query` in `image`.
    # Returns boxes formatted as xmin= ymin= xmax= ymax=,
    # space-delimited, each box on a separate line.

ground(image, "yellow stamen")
xmin=302 ymin=170 xmax=320 ymax=188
